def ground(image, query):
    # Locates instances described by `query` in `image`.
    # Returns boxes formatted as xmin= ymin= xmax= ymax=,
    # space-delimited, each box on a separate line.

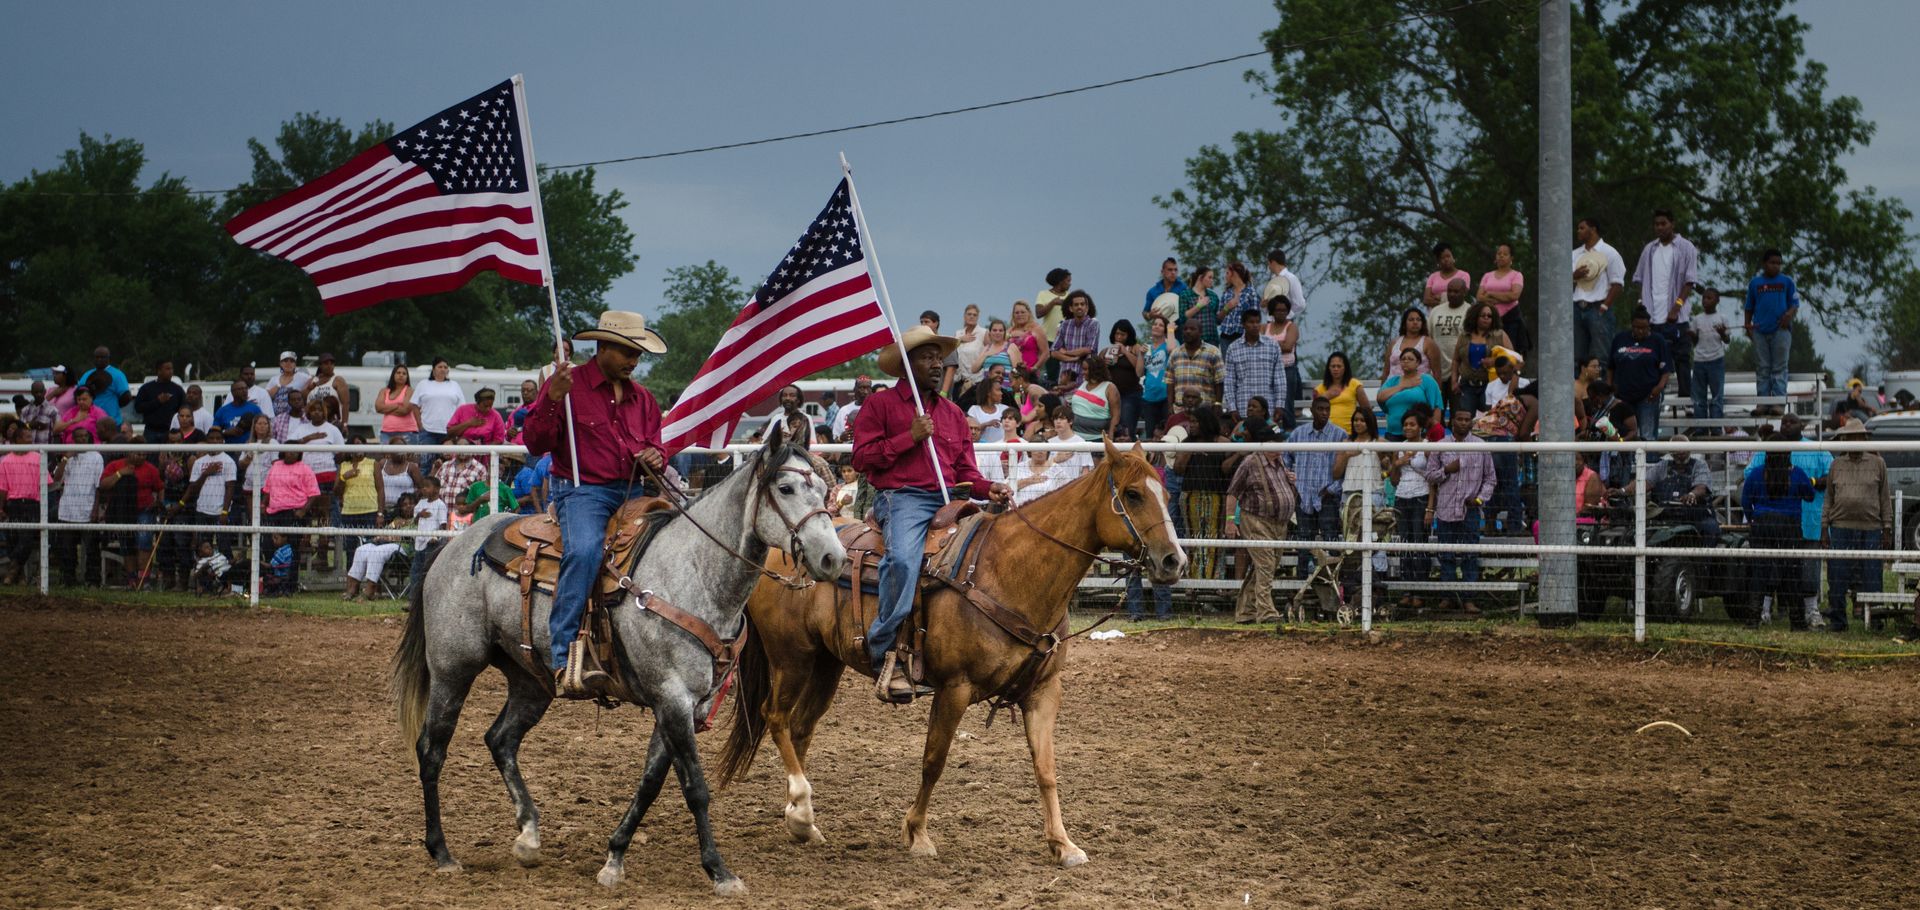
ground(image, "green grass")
xmin=2 ymin=584 xmax=406 ymax=617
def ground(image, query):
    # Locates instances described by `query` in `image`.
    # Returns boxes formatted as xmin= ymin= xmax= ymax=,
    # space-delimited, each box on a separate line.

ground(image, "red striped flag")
xmin=225 ymin=78 xmax=546 ymax=315
xmin=660 ymin=179 xmax=893 ymax=454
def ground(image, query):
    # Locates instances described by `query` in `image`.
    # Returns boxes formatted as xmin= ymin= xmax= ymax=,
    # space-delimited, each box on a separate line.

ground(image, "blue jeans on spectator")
xmin=1295 ymin=493 xmax=1340 ymax=575
xmin=1124 ymin=574 xmax=1173 ymax=620
xmin=1826 ymin=527 xmax=1881 ymax=632
xmin=1117 ymin=391 xmax=1145 ymax=441
xmin=1690 ymin=357 xmax=1725 ymax=422
xmin=1163 ymin=470 xmax=1185 ymax=539
xmin=1395 ymin=494 xmax=1430 ymax=581
xmin=1753 ymin=328 xmax=1792 ymax=399
xmin=379 ymin=430 xmax=413 ymax=446
xmin=548 ymin=481 xmax=628 ymax=671
xmin=1141 ymin=398 xmax=1170 ymax=440
xmin=416 ymin=430 xmax=447 ymax=475
xmin=1482 ymin=436 xmax=1525 ymax=531
xmin=869 ymin=487 xmax=947 ymax=671
xmin=1436 ymin=505 xmax=1483 ymax=583
xmin=1282 ymin=365 xmax=1302 ymax=431
xmin=1654 ymin=323 xmax=1691 ymax=400
xmin=1575 ymin=302 xmax=1615 ymax=369
xmin=1634 ymin=394 xmax=1663 ymax=441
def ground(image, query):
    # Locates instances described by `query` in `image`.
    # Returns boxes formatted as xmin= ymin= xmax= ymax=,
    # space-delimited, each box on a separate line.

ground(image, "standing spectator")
xmin=761 ymin=384 xmax=819 ymax=446
xmin=1168 ymin=320 xmax=1224 ymax=410
xmin=1144 ymin=257 xmax=1188 ymax=314
xmin=1177 ymin=265 xmax=1222 ymax=348
xmin=1427 ymin=278 xmax=1473 ymax=392
xmin=1742 ymin=432 xmax=1820 ymax=628
xmin=213 ymin=381 xmax=265 ymax=443
xmin=1225 ymin=420 xmax=1297 ymax=624
xmin=20 ymin=381 xmax=57 ymax=445
xmin=132 ymin=359 xmax=185 ymax=444
xmin=1607 ymin=307 xmax=1672 ymax=440
xmin=287 ymin=399 xmax=344 ymax=568
xmin=1335 ymin=409 xmax=1388 ymax=557
xmin=1473 ymin=357 xmax=1531 ymax=532
xmin=448 ymin=388 xmax=508 ymax=445
xmin=1285 ymin=396 xmax=1349 ymax=573
xmin=54 ymin=387 xmax=109 ymax=444
xmin=1263 ymin=296 xmax=1303 ymax=430
xmin=0 ymin=423 xmax=43 ymax=584
xmin=830 ymin=375 xmax=875 ymax=442
xmin=1223 ymin=308 xmax=1288 ymax=427
xmin=1170 ymin=406 xmax=1229 ymax=579
xmin=412 ymin=358 xmax=465 ymax=472
xmin=237 ymin=363 xmax=276 ymax=415
xmin=336 ymin=439 xmax=382 ymax=551
xmin=1067 ymin=358 xmax=1120 ymax=441
xmin=1689 ymin=288 xmax=1732 ymax=423
xmin=1448 ymin=304 xmax=1510 ymax=415
xmin=431 ymin=439 xmax=489 ymax=519
xmin=233 ymin=414 xmax=276 ymax=531
xmin=266 ymin=351 xmax=312 ymax=418
xmin=1424 ymin=409 xmax=1497 ymax=610
xmin=1007 ymin=301 xmax=1050 ymax=380
xmin=182 ymin=432 xmax=236 ymax=556
xmin=1822 ymin=419 xmax=1888 ymax=632
xmin=509 ymin=379 xmax=540 ymax=440
xmin=1216 ymin=261 xmax=1262 ymax=346
xmin=1379 ymin=348 xmax=1445 ymax=441
xmin=1743 ymin=249 xmax=1800 ymax=410
xmin=1423 ymin=243 xmax=1468 ymax=310
xmin=1388 ymin=405 xmax=1436 ymax=600
xmin=1571 ymin=217 xmax=1628 ymax=369
xmin=170 ymin=384 xmax=212 ymax=437
xmin=306 ymin=353 xmax=351 ymax=428
xmin=78 ymin=346 xmax=132 ymax=425
xmin=271 ymin=389 xmax=307 ymax=444
xmin=263 ymin=449 xmax=322 ymax=591
xmin=1313 ymin=352 xmax=1370 ymax=435
xmin=1052 ymin=290 xmax=1102 ymax=387
xmin=967 ymin=382 xmax=1007 ymax=442
xmin=1100 ymin=320 xmax=1146 ymax=440
xmin=1139 ymin=315 xmax=1173 ymax=438
xmin=1035 ymin=268 xmax=1073 ymax=372
xmin=378 ymin=442 xmax=424 ymax=512
xmin=99 ymin=442 xmax=164 ymax=589
xmin=375 ymin=365 xmax=420 ymax=444
xmin=53 ymin=426 xmax=104 ymax=586
xmin=1261 ymin=249 xmax=1308 ymax=320
xmin=1634 ymin=210 xmax=1699 ymax=399
xmin=948 ymin=304 xmax=985 ymax=397
xmin=1383 ymin=307 xmax=1444 ymax=381
xmin=46 ymin=365 xmax=79 ymax=415
xmin=1478 ymin=243 xmax=1528 ymax=357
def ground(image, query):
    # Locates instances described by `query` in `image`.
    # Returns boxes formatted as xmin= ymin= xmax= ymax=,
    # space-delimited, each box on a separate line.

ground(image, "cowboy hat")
xmin=573 ymin=310 xmax=667 ymax=354
xmin=877 ymin=325 xmax=959 ymax=379
xmin=1834 ymin=417 xmax=1869 ymax=439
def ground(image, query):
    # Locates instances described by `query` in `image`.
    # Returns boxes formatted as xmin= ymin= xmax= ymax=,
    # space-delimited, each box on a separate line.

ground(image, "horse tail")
xmin=391 ymin=542 xmax=444 ymax=770
xmin=717 ymin=614 xmax=769 ymax=788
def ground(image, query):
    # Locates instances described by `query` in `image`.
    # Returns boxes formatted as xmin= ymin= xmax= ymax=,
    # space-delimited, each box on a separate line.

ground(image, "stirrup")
xmin=558 ymin=638 xmax=612 ymax=699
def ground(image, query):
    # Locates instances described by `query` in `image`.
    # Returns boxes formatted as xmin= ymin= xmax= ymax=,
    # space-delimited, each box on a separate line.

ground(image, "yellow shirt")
xmin=337 ymin=463 xmax=380 ymax=516
xmin=1035 ymin=289 xmax=1068 ymax=341
xmin=1315 ymin=381 xmax=1363 ymax=434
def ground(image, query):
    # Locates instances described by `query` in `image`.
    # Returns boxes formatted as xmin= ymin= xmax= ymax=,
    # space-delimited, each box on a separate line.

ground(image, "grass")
xmin=1 ymin=584 xmax=406 ymax=618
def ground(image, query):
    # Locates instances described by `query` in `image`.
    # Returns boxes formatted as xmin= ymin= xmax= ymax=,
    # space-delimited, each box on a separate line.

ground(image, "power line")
xmin=3 ymin=0 xmax=1504 ymax=198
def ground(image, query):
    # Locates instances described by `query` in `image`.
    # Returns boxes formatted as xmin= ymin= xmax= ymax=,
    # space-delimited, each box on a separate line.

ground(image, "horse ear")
xmin=757 ymin=421 xmax=787 ymax=482
xmin=1130 ymin=439 xmax=1145 ymax=456
xmin=1102 ymin=435 xmax=1120 ymax=462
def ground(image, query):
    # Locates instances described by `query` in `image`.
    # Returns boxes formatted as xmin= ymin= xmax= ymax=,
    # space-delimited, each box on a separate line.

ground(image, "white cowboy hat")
xmin=573 ymin=310 xmax=667 ymax=354
xmin=877 ymin=325 xmax=960 ymax=379
xmin=1834 ymin=417 xmax=1869 ymax=439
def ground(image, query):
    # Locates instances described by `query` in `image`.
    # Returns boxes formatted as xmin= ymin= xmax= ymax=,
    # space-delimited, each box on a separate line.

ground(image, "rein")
xmin=639 ymin=457 xmax=822 ymax=591
xmin=1003 ymin=462 xmax=1162 ymax=577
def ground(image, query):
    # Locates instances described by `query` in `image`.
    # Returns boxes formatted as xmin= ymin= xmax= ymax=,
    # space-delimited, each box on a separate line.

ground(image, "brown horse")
xmin=718 ymin=438 xmax=1186 ymax=866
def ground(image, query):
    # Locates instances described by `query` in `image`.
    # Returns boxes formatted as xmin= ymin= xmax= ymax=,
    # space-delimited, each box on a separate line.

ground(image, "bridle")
xmin=1006 ymin=458 xmax=1169 ymax=577
xmin=638 ymin=453 xmax=832 ymax=590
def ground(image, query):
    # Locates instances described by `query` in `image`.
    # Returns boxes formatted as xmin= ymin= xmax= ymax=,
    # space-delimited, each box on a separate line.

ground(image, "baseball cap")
xmin=279 ymin=351 xmax=297 ymax=361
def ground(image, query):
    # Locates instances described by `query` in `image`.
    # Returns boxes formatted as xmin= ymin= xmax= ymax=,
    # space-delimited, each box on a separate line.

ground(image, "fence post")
xmin=1633 ymin=449 xmax=1647 ymax=643
xmin=487 ymin=451 xmax=500 ymax=517
xmin=38 ymin=449 xmax=49 ymax=595
xmin=1896 ymin=490 xmax=1905 ymax=553
xmin=1360 ymin=459 xmax=1374 ymax=633
xmin=249 ymin=476 xmax=262 ymax=608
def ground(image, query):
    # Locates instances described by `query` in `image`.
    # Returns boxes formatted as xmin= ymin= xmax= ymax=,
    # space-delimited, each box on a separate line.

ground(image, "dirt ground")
xmin=3 ymin=598 xmax=1917 ymax=909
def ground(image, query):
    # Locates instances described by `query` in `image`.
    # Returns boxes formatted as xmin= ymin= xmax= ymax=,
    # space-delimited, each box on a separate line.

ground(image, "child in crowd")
xmin=191 ymin=540 xmax=233 ymax=596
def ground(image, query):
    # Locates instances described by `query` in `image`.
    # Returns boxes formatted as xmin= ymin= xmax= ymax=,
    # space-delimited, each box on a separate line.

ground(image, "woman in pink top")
xmin=446 ymin=388 xmax=507 ymax=444
xmin=375 ymin=365 xmax=419 ymax=444
xmin=1423 ymin=242 xmax=1467 ymax=308
xmin=1477 ymin=243 xmax=1527 ymax=356
xmin=1007 ymin=300 xmax=1049 ymax=376
xmin=54 ymin=387 xmax=110 ymax=443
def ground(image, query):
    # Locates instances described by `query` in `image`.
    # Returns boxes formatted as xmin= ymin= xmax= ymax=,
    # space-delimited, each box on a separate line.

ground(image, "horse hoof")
xmin=713 ymin=877 xmax=749 ymax=898
xmin=512 ymin=832 xmax=541 ymax=867
xmin=908 ymin=839 xmax=938 ymax=859
xmin=434 ymin=860 xmax=464 ymax=874
xmin=596 ymin=863 xmax=624 ymax=890
xmin=1059 ymin=847 xmax=1089 ymax=868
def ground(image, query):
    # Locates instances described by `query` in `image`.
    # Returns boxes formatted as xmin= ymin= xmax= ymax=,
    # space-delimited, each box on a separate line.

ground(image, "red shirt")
xmin=101 ymin=459 xmax=164 ymax=510
xmin=851 ymin=383 xmax=991 ymax=492
xmin=524 ymin=359 xmax=664 ymax=485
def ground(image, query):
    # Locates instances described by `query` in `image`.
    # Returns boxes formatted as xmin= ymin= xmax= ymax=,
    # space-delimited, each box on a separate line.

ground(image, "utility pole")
xmin=1535 ymin=0 xmax=1577 ymax=626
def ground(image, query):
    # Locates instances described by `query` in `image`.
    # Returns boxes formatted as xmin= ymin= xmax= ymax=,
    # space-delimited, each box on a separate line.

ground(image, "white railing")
xmin=2 ymin=438 xmax=1915 ymax=639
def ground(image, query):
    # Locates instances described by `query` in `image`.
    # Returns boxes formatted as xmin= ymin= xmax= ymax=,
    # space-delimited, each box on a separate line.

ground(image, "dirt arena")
xmin=4 ymin=597 xmax=1916 ymax=909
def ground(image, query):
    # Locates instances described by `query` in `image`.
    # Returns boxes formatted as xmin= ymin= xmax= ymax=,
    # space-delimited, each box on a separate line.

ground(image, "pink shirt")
xmin=264 ymin=460 xmax=321 ymax=514
xmin=449 ymin=403 xmax=507 ymax=444
xmin=0 ymin=452 xmax=43 ymax=501
xmin=1425 ymin=269 xmax=1467 ymax=306
xmin=1479 ymin=269 xmax=1525 ymax=316
xmin=378 ymin=386 xmax=419 ymax=433
xmin=58 ymin=405 xmax=109 ymax=443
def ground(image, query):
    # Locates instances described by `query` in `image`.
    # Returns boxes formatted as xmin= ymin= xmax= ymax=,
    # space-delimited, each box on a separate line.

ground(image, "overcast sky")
xmin=4 ymin=0 xmax=1912 ymax=373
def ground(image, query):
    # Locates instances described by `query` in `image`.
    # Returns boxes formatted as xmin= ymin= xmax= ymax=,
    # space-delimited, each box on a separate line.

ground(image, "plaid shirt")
xmin=1178 ymin=287 xmax=1223 ymax=346
xmin=1284 ymin=421 xmax=1348 ymax=512
xmin=432 ymin=456 xmax=489 ymax=508
xmin=1217 ymin=286 xmax=1263 ymax=343
xmin=1222 ymin=334 xmax=1288 ymax=419
xmin=1054 ymin=316 xmax=1102 ymax=383
xmin=1168 ymin=342 xmax=1224 ymax=409
xmin=1227 ymin=453 xmax=1298 ymax=522
xmin=19 ymin=401 xmax=57 ymax=445
xmin=1423 ymin=434 xmax=1497 ymax=522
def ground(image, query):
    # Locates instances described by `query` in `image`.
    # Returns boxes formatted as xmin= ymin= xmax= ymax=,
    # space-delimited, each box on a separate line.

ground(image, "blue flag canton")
xmin=756 ymin=180 xmax=864 ymax=302
xmin=387 ymin=79 xmax=530 ymax=194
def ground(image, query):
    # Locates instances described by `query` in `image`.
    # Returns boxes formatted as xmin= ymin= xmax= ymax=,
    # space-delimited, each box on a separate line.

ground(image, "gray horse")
xmin=391 ymin=429 xmax=844 ymax=896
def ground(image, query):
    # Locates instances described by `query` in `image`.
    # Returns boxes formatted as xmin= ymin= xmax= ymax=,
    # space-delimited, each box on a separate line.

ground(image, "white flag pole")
xmin=512 ymin=74 xmax=581 ymax=489
xmin=840 ymin=153 xmax=949 ymax=504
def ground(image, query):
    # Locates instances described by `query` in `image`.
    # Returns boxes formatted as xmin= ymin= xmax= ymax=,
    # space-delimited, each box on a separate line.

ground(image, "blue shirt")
xmin=79 ymin=365 xmax=131 ymax=421
xmin=1742 ymin=465 xmax=1816 ymax=519
xmin=1145 ymin=279 xmax=1190 ymax=312
xmin=1744 ymin=273 xmax=1798 ymax=335
xmin=213 ymin=402 xmax=265 ymax=442
xmin=1745 ymin=450 xmax=1831 ymax=540
xmin=1284 ymin=420 xmax=1349 ymax=511
xmin=1379 ymin=373 xmax=1444 ymax=436
xmin=511 ymin=453 xmax=552 ymax=514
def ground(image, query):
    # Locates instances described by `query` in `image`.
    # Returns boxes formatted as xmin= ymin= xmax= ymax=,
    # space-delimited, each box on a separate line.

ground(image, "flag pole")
xmin=840 ymin=153 xmax=949 ymax=504
xmin=512 ymin=74 xmax=582 ymax=489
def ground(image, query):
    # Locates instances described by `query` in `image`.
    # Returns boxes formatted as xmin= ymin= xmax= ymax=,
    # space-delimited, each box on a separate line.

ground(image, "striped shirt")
xmin=1053 ymin=317 xmax=1102 ymax=383
xmin=1226 ymin=453 xmax=1298 ymax=521
xmin=1222 ymin=334 xmax=1288 ymax=419
xmin=1423 ymin=435 xmax=1497 ymax=523
xmin=1168 ymin=342 xmax=1224 ymax=409
xmin=1217 ymin=285 xmax=1263 ymax=342
xmin=1284 ymin=422 xmax=1348 ymax=511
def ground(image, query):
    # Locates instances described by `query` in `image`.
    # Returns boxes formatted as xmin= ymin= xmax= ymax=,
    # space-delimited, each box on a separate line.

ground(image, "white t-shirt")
xmin=172 ymin=408 xmax=213 ymax=433
xmin=1692 ymin=310 xmax=1732 ymax=362
xmin=1427 ymin=301 xmax=1472 ymax=385
xmin=966 ymin=405 xmax=1006 ymax=443
xmin=245 ymin=385 xmax=275 ymax=415
xmin=414 ymin=498 xmax=449 ymax=534
xmin=57 ymin=452 xmax=104 ymax=522
xmin=830 ymin=402 xmax=861 ymax=440
xmin=1395 ymin=451 xmax=1431 ymax=499
xmin=242 ymin=452 xmax=273 ymax=492
xmin=190 ymin=453 xmax=237 ymax=516
xmin=287 ymin=419 xmax=343 ymax=474
xmin=1571 ymin=240 xmax=1627 ymax=303
xmin=413 ymin=379 xmax=465 ymax=434
xmin=1647 ymin=242 xmax=1677 ymax=320
xmin=762 ymin=410 xmax=818 ymax=446
xmin=1261 ymin=267 xmax=1307 ymax=317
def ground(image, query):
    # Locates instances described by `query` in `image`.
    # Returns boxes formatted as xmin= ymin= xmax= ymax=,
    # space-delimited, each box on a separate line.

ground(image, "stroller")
xmin=1287 ymin=506 xmax=1398 ymax=627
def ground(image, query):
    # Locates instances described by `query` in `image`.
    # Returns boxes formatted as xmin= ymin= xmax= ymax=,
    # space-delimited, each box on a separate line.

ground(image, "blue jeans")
xmin=378 ymin=430 xmax=413 ymax=446
xmin=1395 ymin=494 xmax=1430 ymax=581
xmin=1634 ymin=395 xmax=1663 ymax=441
xmin=1690 ymin=358 xmax=1725 ymax=422
xmin=869 ymin=487 xmax=948 ymax=671
xmin=1483 ymin=436 xmax=1524 ymax=530
xmin=548 ymin=481 xmax=628 ymax=670
xmin=1282 ymin=365 xmax=1302 ymax=430
xmin=1124 ymin=575 xmax=1172 ymax=620
xmin=1436 ymin=506 xmax=1482 ymax=583
xmin=1117 ymin=392 xmax=1145 ymax=441
xmin=1826 ymin=527 xmax=1881 ymax=631
xmin=1753 ymin=328 xmax=1791 ymax=398
xmin=1574 ymin=302 xmax=1615 ymax=369
xmin=1164 ymin=470 xmax=1185 ymax=539
xmin=415 ymin=430 xmax=448 ymax=475
xmin=1295 ymin=494 xmax=1340 ymax=575
xmin=1654 ymin=323 xmax=1691 ymax=400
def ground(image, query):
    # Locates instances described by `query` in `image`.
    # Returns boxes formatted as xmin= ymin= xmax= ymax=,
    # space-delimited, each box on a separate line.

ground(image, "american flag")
xmin=660 ymin=179 xmax=894 ymax=454
xmin=224 ymin=77 xmax=546 ymax=315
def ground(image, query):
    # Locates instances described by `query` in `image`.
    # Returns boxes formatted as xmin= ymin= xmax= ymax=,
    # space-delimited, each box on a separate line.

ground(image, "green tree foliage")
xmin=1157 ymin=0 xmax=1913 ymax=374
xmin=1870 ymin=268 xmax=1920 ymax=372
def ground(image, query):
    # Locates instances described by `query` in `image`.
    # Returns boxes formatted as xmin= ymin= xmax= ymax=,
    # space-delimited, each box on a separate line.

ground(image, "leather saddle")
xmin=481 ymin=496 xmax=678 ymax=601
xmin=832 ymin=501 xmax=988 ymax=678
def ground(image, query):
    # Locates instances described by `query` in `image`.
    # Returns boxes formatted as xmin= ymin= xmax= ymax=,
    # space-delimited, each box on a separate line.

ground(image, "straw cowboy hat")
xmin=1834 ymin=417 xmax=1869 ymax=439
xmin=573 ymin=310 xmax=667 ymax=354
xmin=877 ymin=325 xmax=959 ymax=379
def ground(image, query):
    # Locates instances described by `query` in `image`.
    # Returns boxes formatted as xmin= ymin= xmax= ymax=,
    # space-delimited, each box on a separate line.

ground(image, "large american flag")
xmin=661 ymin=179 xmax=894 ymax=454
xmin=225 ymin=78 xmax=546 ymax=315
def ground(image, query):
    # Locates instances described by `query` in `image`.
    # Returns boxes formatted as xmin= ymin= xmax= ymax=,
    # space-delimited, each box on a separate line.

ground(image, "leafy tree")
xmin=1157 ymin=0 xmax=1913 ymax=375
xmin=1871 ymin=268 xmax=1920 ymax=372
xmin=1721 ymin=326 xmax=1825 ymax=377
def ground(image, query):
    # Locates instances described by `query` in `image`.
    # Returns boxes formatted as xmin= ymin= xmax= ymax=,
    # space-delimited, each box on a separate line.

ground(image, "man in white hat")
xmin=852 ymin=326 xmax=1012 ymax=702
xmin=1821 ymin=417 xmax=1888 ymax=632
xmin=523 ymin=311 xmax=669 ymax=697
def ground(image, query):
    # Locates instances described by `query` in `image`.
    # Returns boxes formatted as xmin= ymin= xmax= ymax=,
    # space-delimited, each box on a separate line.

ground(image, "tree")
xmin=1871 ymin=268 xmax=1920 ymax=372
xmin=1157 ymin=0 xmax=1913 ymax=375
